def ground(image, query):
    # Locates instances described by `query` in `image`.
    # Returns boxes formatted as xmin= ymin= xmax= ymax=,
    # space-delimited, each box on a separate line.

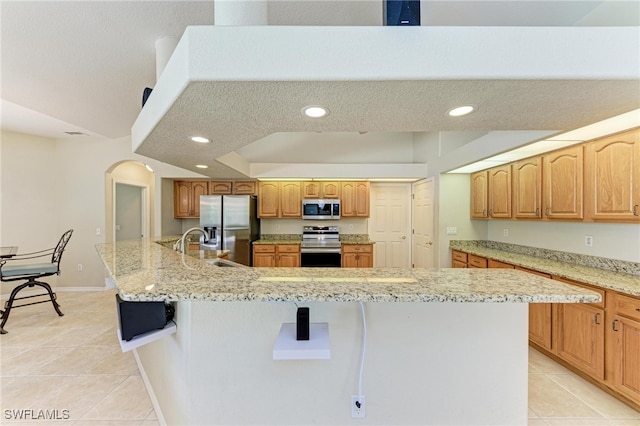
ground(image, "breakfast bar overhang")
xmin=96 ymin=239 xmax=600 ymax=425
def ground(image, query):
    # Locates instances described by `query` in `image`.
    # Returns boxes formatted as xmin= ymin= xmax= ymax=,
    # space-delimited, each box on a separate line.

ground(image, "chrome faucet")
xmin=173 ymin=227 xmax=210 ymax=253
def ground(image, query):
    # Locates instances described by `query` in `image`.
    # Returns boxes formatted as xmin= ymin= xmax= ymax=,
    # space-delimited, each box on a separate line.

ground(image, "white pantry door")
xmin=369 ymin=183 xmax=412 ymax=268
xmin=412 ymin=178 xmax=434 ymax=268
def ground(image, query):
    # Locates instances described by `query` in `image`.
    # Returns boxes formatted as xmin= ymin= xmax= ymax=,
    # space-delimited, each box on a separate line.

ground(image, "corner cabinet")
xmin=585 ymin=128 xmax=640 ymax=222
xmin=341 ymin=182 xmax=370 ymax=217
xmin=257 ymin=181 xmax=302 ymax=218
xmin=342 ymin=244 xmax=373 ymax=268
xmin=542 ymin=145 xmax=584 ymax=220
xmin=174 ymin=180 xmax=209 ymax=218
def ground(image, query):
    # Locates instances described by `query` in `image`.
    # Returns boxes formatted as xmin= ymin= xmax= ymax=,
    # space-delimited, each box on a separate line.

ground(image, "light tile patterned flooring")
xmin=1 ymin=289 xmax=639 ymax=425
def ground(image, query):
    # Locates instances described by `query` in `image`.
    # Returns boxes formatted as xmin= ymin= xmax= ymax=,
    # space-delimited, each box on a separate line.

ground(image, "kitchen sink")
xmin=208 ymin=259 xmax=245 ymax=268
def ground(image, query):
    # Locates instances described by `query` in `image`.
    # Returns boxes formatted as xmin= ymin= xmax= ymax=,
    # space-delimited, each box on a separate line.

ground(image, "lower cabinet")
xmin=450 ymin=248 xmax=639 ymax=408
xmin=253 ymin=244 xmax=300 ymax=267
xmin=342 ymin=244 xmax=373 ymax=268
xmin=610 ymin=293 xmax=640 ymax=403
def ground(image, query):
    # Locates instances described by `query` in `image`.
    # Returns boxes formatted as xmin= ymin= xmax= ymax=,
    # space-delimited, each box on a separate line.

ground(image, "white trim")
xmin=133 ymin=348 xmax=168 ymax=426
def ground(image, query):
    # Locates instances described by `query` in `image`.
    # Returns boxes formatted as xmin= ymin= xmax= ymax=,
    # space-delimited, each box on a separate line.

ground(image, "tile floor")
xmin=1 ymin=289 xmax=639 ymax=425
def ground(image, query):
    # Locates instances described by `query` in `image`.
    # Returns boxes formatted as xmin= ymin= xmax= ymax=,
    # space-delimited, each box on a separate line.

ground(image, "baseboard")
xmin=1 ymin=286 xmax=105 ymax=300
xmin=132 ymin=349 xmax=167 ymax=426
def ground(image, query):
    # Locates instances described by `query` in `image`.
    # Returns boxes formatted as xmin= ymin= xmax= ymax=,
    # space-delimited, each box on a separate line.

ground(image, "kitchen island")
xmin=95 ymin=238 xmax=600 ymax=426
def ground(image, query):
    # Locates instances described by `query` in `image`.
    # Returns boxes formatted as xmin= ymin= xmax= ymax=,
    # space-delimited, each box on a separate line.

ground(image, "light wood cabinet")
xmin=341 ymin=181 xmax=370 ymax=217
xmin=543 ymin=145 xmax=584 ymax=220
xmin=585 ymin=128 xmax=640 ymax=222
xmin=257 ymin=181 xmax=302 ymax=218
xmin=302 ymin=181 xmax=341 ymax=199
xmin=468 ymin=254 xmax=487 ymax=268
xmin=470 ymin=171 xmax=489 ymax=219
xmin=611 ymin=313 xmax=640 ymax=404
xmin=342 ymin=244 xmax=373 ymax=268
xmin=174 ymin=180 xmax=208 ymax=218
xmin=209 ymin=181 xmax=233 ymax=195
xmin=253 ymin=244 xmax=300 ymax=267
xmin=488 ymin=165 xmax=512 ymax=218
xmin=519 ymin=267 xmax=554 ymax=351
xmin=233 ymin=181 xmax=257 ymax=195
xmin=513 ymin=156 xmax=543 ymax=219
xmin=488 ymin=259 xmax=514 ymax=269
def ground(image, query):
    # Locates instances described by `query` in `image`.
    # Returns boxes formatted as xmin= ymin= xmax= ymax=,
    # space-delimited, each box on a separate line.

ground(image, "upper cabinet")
xmin=209 ymin=181 xmax=233 ymax=195
xmin=174 ymin=180 xmax=208 ymax=218
xmin=513 ymin=156 xmax=542 ymax=219
xmin=585 ymin=128 xmax=640 ymax=222
xmin=258 ymin=181 xmax=302 ymax=218
xmin=488 ymin=165 xmax=512 ymax=218
xmin=341 ymin=181 xmax=370 ymax=217
xmin=543 ymin=145 xmax=584 ymax=220
xmin=302 ymin=181 xmax=340 ymax=199
xmin=470 ymin=171 xmax=489 ymax=219
xmin=233 ymin=181 xmax=257 ymax=195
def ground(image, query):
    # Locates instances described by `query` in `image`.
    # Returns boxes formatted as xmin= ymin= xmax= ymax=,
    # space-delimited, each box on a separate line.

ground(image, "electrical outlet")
xmin=446 ymin=226 xmax=457 ymax=235
xmin=503 ymin=228 xmax=509 ymax=237
xmin=275 ymin=224 xmax=280 ymax=231
xmin=96 ymin=228 xmax=101 ymax=236
xmin=77 ymin=263 xmax=83 ymax=272
xmin=585 ymin=235 xmax=593 ymax=247
xmin=351 ymin=395 xmax=365 ymax=418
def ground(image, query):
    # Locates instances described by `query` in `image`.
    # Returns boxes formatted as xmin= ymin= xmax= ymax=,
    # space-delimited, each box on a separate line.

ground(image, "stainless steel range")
xmin=300 ymin=226 xmax=342 ymax=267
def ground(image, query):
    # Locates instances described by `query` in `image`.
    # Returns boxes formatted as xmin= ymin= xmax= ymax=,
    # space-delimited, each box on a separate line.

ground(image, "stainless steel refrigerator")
xmin=199 ymin=195 xmax=260 ymax=266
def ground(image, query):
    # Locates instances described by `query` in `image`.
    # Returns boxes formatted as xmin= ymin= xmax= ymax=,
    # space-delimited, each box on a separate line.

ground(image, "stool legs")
xmin=0 ymin=280 xmax=64 ymax=334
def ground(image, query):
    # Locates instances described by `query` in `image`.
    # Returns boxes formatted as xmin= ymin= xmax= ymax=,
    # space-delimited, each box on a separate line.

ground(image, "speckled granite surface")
xmin=450 ymin=240 xmax=640 ymax=297
xmin=95 ymin=238 xmax=600 ymax=304
xmin=255 ymin=234 xmax=374 ymax=245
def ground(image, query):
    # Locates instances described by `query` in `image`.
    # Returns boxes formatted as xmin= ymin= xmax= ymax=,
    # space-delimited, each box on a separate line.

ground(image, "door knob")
xmin=401 ymin=236 xmax=406 ymax=239
xmin=427 ymin=241 xmax=433 ymax=246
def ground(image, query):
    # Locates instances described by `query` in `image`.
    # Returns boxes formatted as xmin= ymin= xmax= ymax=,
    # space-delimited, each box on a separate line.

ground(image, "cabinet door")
xmin=209 ymin=181 xmax=233 ymax=195
xmin=529 ymin=303 xmax=553 ymax=351
xmin=278 ymin=253 xmax=300 ymax=267
xmin=280 ymin=182 xmax=302 ymax=217
xmin=585 ymin=129 xmax=640 ymax=222
xmin=513 ymin=156 xmax=542 ymax=219
xmin=303 ymin=182 xmax=321 ymax=198
xmin=253 ymin=253 xmax=276 ymax=267
xmin=470 ymin=171 xmax=489 ymax=218
xmin=192 ymin=181 xmax=209 ymax=217
xmin=488 ymin=165 xmax=512 ymax=218
xmin=321 ymin=182 xmax=341 ymax=198
xmin=611 ymin=315 xmax=640 ymax=403
xmin=174 ymin=181 xmax=193 ymax=218
xmin=342 ymin=253 xmax=358 ymax=268
xmin=342 ymin=182 xmax=370 ymax=217
xmin=258 ymin=182 xmax=280 ymax=218
xmin=357 ymin=252 xmax=373 ymax=267
xmin=233 ymin=181 xmax=256 ymax=195
xmin=556 ymin=303 xmax=605 ymax=380
xmin=543 ymin=145 xmax=584 ymax=220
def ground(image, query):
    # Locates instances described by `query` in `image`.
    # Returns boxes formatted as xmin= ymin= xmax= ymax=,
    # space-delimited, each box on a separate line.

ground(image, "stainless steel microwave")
xmin=302 ymin=199 xmax=340 ymax=220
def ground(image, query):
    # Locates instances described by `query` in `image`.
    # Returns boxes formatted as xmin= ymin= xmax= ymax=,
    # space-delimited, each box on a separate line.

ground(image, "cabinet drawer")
xmin=253 ymin=244 xmax=276 ymax=253
xmin=451 ymin=250 xmax=468 ymax=263
xmin=452 ymin=260 xmax=467 ymax=268
xmin=343 ymin=244 xmax=372 ymax=253
xmin=278 ymin=244 xmax=300 ymax=253
xmin=614 ymin=293 xmax=640 ymax=321
xmin=468 ymin=254 xmax=487 ymax=268
xmin=488 ymin=259 xmax=515 ymax=269
xmin=516 ymin=266 xmax=551 ymax=279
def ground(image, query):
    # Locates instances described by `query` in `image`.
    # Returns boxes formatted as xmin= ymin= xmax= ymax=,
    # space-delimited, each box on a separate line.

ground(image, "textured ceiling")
xmin=1 ymin=1 xmax=639 ymax=178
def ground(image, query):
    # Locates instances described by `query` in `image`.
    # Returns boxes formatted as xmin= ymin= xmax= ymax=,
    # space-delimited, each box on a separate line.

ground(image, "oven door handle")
xmin=301 ymin=248 xmax=342 ymax=254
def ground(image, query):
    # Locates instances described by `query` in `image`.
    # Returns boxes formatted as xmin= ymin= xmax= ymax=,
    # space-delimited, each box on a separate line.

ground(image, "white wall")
xmin=1 ymin=130 xmax=208 ymax=289
xmin=260 ymin=217 xmax=368 ymax=235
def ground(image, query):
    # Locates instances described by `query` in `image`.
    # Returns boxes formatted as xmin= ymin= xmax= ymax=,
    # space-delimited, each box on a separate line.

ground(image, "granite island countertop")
xmin=95 ymin=238 xmax=601 ymax=304
xmin=450 ymin=240 xmax=640 ymax=297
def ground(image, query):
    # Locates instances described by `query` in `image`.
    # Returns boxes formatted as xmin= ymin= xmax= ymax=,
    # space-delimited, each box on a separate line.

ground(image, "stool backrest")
xmin=52 ymin=229 xmax=73 ymax=266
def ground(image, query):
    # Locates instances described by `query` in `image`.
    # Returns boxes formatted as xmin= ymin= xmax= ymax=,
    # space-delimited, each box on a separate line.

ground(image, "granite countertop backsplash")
xmin=450 ymin=240 xmax=640 ymax=297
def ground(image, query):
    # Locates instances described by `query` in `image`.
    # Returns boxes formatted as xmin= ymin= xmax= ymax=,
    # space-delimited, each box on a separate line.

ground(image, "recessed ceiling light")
xmin=191 ymin=136 xmax=210 ymax=143
xmin=302 ymin=106 xmax=329 ymax=118
xmin=196 ymin=164 xmax=208 ymax=169
xmin=448 ymin=105 xmax=475 ymax=117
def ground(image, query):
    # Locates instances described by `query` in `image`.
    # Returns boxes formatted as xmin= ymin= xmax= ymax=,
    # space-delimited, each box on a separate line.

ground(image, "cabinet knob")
xmin=612 ymin=319 xmax=620 ymax=332
xmin=594 ymin=313 xmax=601 ymax=325
xmin=545 ymin=207 xmax=550 ymax=217
xmin=535 ymin=207 xmax=540 ymax=217
xmin=633 ymin=205 xmax=639 ymax=216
